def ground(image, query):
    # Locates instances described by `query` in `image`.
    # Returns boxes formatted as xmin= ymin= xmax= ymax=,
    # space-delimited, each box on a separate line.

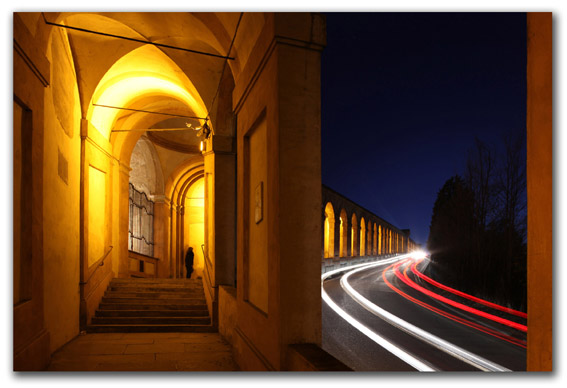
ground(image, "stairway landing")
xmin=46 ymin=332 xmax=239 ymax=371
xmin=87 ymin=277 xmax=214 ymax=333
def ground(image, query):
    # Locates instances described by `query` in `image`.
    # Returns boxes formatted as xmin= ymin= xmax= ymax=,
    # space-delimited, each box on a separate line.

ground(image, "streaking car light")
xmin=321 ymin=255 xmax=436 ymax=371
xmin=340 ymin=261 xmax=511 ymax=372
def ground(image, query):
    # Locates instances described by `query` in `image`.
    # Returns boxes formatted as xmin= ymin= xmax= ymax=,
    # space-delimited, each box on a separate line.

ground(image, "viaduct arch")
xmin=322 ymin=185 xmax=417 ymax=260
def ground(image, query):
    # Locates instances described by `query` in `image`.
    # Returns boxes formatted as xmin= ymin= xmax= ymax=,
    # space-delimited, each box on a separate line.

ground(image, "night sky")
xmin=321 ymin=12 xmax=527 ymax=246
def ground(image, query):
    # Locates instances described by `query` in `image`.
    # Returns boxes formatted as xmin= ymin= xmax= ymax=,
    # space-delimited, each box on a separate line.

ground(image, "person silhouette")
xmin=184 ymin=247 xmax=194 ymax=279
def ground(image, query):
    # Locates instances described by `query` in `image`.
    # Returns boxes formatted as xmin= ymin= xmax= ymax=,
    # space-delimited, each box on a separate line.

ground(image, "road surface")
xmin=322 ymin=255 xmax=526 ymax=371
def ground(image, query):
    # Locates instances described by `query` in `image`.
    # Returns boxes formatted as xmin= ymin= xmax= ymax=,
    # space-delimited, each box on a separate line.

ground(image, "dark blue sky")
xmin=321 ymin=12 xmax=527 ymax=246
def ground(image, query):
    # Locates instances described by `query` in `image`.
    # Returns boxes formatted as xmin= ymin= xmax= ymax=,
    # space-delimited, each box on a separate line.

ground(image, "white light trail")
xmin=321 ymin=255 xmax=437 ymax=372
xmin=340 ymin=261 xmax=511 ymax=372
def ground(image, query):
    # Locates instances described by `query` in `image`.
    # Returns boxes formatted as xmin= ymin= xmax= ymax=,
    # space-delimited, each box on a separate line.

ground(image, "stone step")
xmin=86 ymin=324 xmax=215 ymax=333
xmin=110 ymin=278 xmax=203 ymax=285
xmin=91 ymin=316 xmax=211 ymax=325
xmin=90 ymin=277 xmax=212 ymax=334
xmin=104 ymin=291 xmax=205 ymax=299
xmin=98 ymin=303 xmax=208 ymax=311
xmin=109 ymin=285 xmax=204 ymax=292
xmin=95 ymin=309 xmax=209 ymax=317
xmin=101 ymin=297 xmax=205 ymax=305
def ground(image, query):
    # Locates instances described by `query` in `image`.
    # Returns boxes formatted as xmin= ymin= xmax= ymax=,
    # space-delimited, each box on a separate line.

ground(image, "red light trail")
xmin=381 ymin=258 xmax=526 ymax=347
xmin=410 ymin=259 xmax=527 ymax=319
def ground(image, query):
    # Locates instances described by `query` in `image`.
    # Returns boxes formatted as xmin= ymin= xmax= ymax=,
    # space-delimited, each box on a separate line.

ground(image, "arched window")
xmin=339 ymin=209 xmax=348 ymax=257
xmin=324 ymin=202 xmax=335 ymax=258
xmin=128 ymin=138 xmax=160 ymax=257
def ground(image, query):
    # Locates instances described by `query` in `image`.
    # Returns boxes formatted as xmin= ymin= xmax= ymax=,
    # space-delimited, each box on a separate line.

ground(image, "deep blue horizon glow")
xmin=321 ymin=12 xmax=527 ymax=246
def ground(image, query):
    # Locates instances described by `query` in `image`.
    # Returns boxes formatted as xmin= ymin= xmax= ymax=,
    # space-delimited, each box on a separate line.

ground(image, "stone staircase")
xmin=87 ymin=278 xmax=214 ymax=333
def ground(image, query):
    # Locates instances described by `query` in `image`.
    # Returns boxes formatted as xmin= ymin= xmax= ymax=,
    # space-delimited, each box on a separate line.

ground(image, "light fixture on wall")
xmin=187 ymin=120 xmax=211 ymax=153
xmin=186 ymin=120 xmax=211 ymax=139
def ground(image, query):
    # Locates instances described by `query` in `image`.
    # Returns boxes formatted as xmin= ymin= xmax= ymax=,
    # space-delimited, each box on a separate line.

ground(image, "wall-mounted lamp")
xmin=187 ymin=120 xmax=211 ymax=140
xmin=188 ymin=120 xmax=211 ymax=153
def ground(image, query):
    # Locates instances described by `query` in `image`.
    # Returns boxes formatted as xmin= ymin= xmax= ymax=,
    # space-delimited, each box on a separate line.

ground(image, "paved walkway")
xmin=46 ymin=332 xmax=240 ymax=372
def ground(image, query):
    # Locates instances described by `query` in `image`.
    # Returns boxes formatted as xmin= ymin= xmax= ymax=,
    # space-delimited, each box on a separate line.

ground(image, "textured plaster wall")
xmin=42 ymin=24 xmax=81 ymax=353
xmin=129 ymin=138 xmax=157 ymax=197
xmin=246 ymin=117 xmax=269 ymax=312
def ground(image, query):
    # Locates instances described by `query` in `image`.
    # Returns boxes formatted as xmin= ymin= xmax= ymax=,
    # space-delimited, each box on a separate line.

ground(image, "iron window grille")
xmin=128 ymin=183 xmax=154 ymax=257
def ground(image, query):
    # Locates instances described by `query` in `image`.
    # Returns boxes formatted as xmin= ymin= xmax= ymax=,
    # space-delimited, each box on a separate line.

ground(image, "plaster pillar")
xmin=153 ymin=195 xmax=170 ymax=278
xmin=13 ymin=13 xmax=51 ymax=369
xmin=233 ymin=13 xmax=326 ymax=370
xmin=202 ymin=134 xmax=236 ymax=325
xmin=118 ymin=162 xmax=131 ymax=278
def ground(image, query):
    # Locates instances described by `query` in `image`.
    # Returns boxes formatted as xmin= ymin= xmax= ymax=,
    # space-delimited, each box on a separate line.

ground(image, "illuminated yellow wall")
xmin=88 ymin=166 xmax=107 ymax=267
xmin=184 ymin=178 xmax=205 ymax=278
xmin=41 ymin=21 xmax=83 ymax=354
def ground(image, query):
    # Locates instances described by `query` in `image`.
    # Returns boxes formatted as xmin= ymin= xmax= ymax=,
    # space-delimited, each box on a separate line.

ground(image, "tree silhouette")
xmin=427 ymin=136 xmax=526 ymax=311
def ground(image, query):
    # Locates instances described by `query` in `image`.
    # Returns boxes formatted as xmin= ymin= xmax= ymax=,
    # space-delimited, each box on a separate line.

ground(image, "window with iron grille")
xmin=128 ymin=183 xmax=154 ymax=257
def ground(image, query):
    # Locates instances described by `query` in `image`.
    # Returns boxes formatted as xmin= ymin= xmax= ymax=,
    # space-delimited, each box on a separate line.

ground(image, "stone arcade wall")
xmin=322 ymin=184 xmax=417 ymax=261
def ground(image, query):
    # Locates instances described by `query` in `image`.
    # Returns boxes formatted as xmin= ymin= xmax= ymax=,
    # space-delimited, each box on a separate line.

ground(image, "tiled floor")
xmin=46 ymin=332 xmax=240 ymax=372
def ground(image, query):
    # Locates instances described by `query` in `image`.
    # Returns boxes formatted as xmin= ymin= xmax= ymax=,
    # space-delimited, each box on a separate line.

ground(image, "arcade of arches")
xmin=322 ymin=185 xmax=417 ymax=260
xmin=14 ymin=12 xmax=326 ymax=371
xmin=13 ymin=12 xmax=552 ymax=371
